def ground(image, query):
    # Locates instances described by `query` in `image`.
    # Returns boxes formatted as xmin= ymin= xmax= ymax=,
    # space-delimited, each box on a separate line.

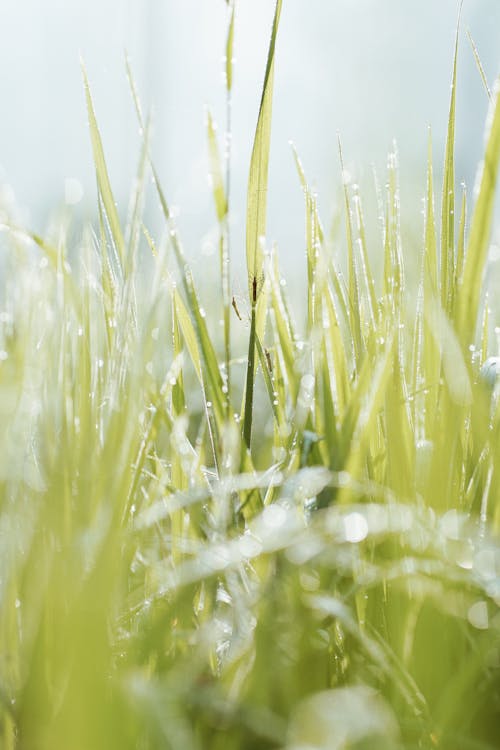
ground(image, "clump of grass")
xmin=1 ymin=2 xmax=500 ymax=749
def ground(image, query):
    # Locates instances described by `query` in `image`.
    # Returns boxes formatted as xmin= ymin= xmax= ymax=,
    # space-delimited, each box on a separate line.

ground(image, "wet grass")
xmin=1 ymin=2 xmax=500 ymax=748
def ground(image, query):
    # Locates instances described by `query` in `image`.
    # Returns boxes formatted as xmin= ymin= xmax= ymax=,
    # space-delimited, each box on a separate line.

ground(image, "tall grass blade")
xmin=243 ymin=0 xmax=282 ymax=448
xmin=440 ymin=11 xmax=461 ymax=314
xmin=82 ymin=64 xmax=126 ymax=268
xmin=457 ymin=80 xmax=500 ymax=347
xmin=467 ymin=29 xmax=492 ymax=102
xmin=245 ymin=0 xmax=282 ymax=300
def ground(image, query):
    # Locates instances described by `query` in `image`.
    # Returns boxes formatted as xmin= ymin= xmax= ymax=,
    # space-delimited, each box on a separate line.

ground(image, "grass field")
xmin=1 ymin=2 xmax=500 ymax=748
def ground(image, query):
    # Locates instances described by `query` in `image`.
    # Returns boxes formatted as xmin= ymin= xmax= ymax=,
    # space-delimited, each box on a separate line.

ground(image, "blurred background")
xmin=0 ymin=0 xmax=499 ymax=286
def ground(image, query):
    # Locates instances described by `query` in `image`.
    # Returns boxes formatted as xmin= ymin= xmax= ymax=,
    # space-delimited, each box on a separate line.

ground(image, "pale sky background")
xmin=0 ymin=1 xmax=498 ymax=285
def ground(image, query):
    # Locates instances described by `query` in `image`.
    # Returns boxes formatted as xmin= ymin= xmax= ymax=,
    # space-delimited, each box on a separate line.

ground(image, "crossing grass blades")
xmin=1 ymin=1 xmax=500 ymax=748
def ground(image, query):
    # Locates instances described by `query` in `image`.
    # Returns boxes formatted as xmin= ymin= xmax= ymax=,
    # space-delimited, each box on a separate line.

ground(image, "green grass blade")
xmin=424 ymin=130 xmax=438 ymax=297
xmin=243 ymin=0 xmax=282 ymax=449
xmin=339 ymin=139 xmax=362 ymax=363
xmin=467 ymin=29 xmax=492 ymax=102
xmin=207 ymin=110 xmax=228 ymax=223
xmin=225 ymin=2 xmax=235 ymax=93
xmin=245 ymin=0 xmax=282 ymax=301
xmin=82 ymin=64 xmax=125 ymax=269
xmin=457 ymin=81 xmax=500 ymax=346
xmin=440 ymin=13 xmax=460 ymax=313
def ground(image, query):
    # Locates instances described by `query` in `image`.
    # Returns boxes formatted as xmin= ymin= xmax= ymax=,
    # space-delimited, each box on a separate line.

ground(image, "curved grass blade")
xmin=206 ymin=110 xmax=227 ymax=223
xmin=245 ymin=0 xmax=282 ymax=300
xmin=440 ymin=6 xmax=462 ymax=314
xmin=125 ymin=58 xmax=225 ymax=429
xmin=467 ymin=29 xmax=492 ymax=102
xmin=225 ymin=2 xmax=235 ymax=93
xmin=243 ymin=0 xmax=282 ymax=449
xmin=457 ymin=80 xmax=500 ymax=347
xmin=82 ymin=63 xmax=125 ymax=269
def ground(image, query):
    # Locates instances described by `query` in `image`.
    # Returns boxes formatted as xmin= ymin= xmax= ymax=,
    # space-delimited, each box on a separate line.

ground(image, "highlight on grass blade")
xmin=243 ymin=0 xmax=282 ymax=450
xmin=245 ymin=0 xmax=282 ymax=303
xmin=81 ymin=61 xmax=125 ymax=270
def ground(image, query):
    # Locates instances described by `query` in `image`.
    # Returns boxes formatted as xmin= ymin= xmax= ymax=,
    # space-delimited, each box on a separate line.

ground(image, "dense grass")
xmin=1 ymin=2 xmax=500 ymax=748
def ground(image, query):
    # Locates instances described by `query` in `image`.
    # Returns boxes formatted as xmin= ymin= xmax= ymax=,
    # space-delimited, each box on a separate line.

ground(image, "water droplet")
xmin=262 ymin=504 xmax=287 ymax=529
xmin=301 ymin=373 xmax=315 ymax=392
xmin=474 ymin=549 xmax=498 ymax=580
xmin=440 ymin=509 xmax=465 ymax=540
xmin=64 ymin=177 xmax=84 ymax=206
xmin=468 ymin=600 xmax=489 ymax=630
xmin=239 ymin=534 xmax=262 ymax=558
xmin=300 ymin=570 xmax=320 ymax=591
xmin=343 ymin=512 xmax=368 ymax=543
xmin=342 ymin=168 xmax=352 ymax=184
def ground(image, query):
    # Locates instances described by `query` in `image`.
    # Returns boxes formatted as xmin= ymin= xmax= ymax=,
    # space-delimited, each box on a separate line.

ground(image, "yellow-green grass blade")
xmin=467 ymin=29 xmax=492 ymax=102
xmin=243 ymin=302 xmax=257 ymax=449
xmin=456 ymin=182 xmax=467 ymax=285
xmin=172 ymin=287 xmax=202 ymax=385
xmin=353 ymin=186 xmax=377 ymax=334
xmin=324 ymin=282 xmax=350 ymax=422
xmin=339 ymin=139 xmax=362 ymax=363
xmin=225 ymin=2 xmax=235 ymax=93
xmin=339 ymin=333 xmax=395 ymax=486
xmin=245 ymin=0 xmax=282 ymax=301
xmin=243 ymin=0 xmax=282 ymax=449
xmin=207 ymin=110 xmax=228 ymax=223
xmin=207 ymin=109 xmax=232 ymax=410
xmin=384 ymin=349 xmax=415 ymax=499
xmin=440 ymin=18 xmax=460 ymax=314
xmin=171 ymin=295 xmax=187 ymax=418
xmin=424 ymin=130 xmax=438 ymax=298
xmin=124 ymin=113 xmax=151 ymax=270
xmin=457 ymin=80 xmax=500 ymax=348
xmin=82 ymin=64 xmax=125 ymax=269
xmin=269 ymin=267 xmax=298 ymax=405
xmin=127 ymin=63 xmax=226 ymax=429
xmin=255 ymin=334 xmax=279 ymax=426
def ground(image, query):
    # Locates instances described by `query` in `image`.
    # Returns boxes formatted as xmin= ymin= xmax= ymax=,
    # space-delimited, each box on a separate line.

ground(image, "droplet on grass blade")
xmin=468 ymin=600 xmax=489 ymax=630
xmin=343 ymin=512 xmax=369 ymax=543
xmin=440 ymin=509 xmax=467 ymax=540
xmin=474 ymin=549 xmax=499 ymax=581
xmin=286 ymin=686 xmax=399 ymax=750
xmin=479 ymin=356 xmax=500 ymax=389
xmin=261 ymin=504 xmax=287 ymax=529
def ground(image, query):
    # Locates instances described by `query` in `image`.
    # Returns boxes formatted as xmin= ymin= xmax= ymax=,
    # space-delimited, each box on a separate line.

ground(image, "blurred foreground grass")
xmin=1 ymin=2 xmax=500 ymax=748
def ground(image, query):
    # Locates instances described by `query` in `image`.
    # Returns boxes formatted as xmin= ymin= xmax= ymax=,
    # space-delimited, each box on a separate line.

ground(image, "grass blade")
xmin=243 ymin=0 xmax=282 ymax=449
xmin=245 ymin=0 xmax=282 ymax=300
xmin=457 ymin=81 xmax=500 ymax=347
xmin=82 ymin=64 xmax=125 ymax=269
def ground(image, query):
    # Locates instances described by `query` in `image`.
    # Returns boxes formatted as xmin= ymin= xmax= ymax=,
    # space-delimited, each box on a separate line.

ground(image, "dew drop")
xmin=343 ymin=512 xmax=368 ymax=543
